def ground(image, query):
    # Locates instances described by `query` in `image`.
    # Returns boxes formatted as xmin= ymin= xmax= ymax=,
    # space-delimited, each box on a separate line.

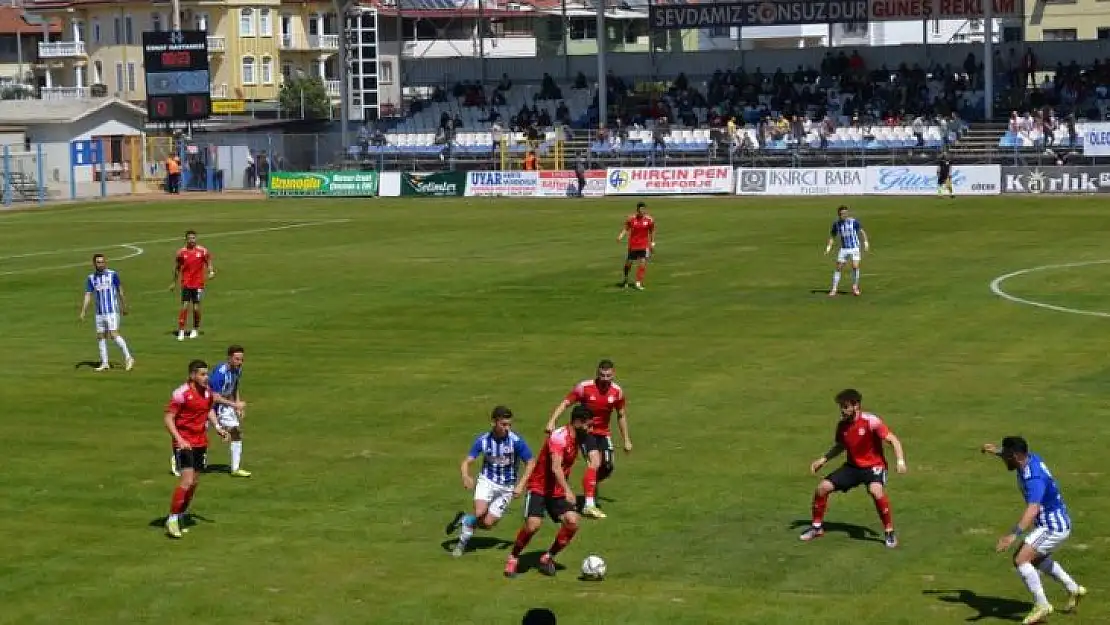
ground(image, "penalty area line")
xmin=988 ymin=259 xmax=1110 ymax=319
xmin=0 ymin=244 xmax=144 ymax=277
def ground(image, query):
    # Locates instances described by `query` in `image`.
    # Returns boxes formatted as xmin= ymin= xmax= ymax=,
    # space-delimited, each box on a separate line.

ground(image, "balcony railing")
xmin=207 ymin=36 xmax=226 ymax=53
xmin=325 ymin=79 xmax=340 ymax=97
xmin=310 ymin=34 xmax=340 ymax=50
xmin=38 ymin=41 xmax=86 ymax=58
xmin=40 ymin=86 xmax=90 ymax=100
xmin=210 ymin=83 xmax=229 ymax=99
xmin=279 ymin=33 xmax=340 ymax=51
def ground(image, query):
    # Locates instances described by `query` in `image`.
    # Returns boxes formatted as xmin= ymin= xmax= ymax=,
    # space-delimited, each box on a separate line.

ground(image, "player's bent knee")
xmin=867 ymin=483 xmax=885 ymax=498
xmin=817 ymin=480 xmax=836 ymax=495
xmin=479 ymin=515 xmax=499 ymax=529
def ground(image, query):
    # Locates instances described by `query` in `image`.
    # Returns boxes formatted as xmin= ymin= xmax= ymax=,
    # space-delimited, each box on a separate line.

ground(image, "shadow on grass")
xmin=516 ymin=550 xmax=567 ymax=576
xmin=923 ymin=589 xmax=1031 ymax=622
xmin=788 ymin=519 xmax=884 ymax=543
xmin=147 ymin=513 xmax=215 ymax=529
xmin=439 ymin=536 xmax=513 ymax=554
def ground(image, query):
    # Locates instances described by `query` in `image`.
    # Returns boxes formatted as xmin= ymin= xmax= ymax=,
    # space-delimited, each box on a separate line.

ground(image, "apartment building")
xmin=1023 ymin=0 xmax=1110 ymax=41
xmin=22 ymin=0 xmax=344 ymax=109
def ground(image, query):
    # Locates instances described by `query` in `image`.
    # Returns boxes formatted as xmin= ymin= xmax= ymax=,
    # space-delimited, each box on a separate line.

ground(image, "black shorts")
xmin=826 ymin=464 xmax=887 ymax=492
xmin=174 ymin=447 xmax=208 ymax=472
xmin=180 ymin=288 xmax=204 ymax=303
xmin=524 ymin=491 xmax=574 ymax=522
xmin=937 ymin=170 xmax=951 ymax=184
xmin=626 ymin=249 xmax=649 ymax=262
xmin=579 ymin=433 xmax=614 ymax=464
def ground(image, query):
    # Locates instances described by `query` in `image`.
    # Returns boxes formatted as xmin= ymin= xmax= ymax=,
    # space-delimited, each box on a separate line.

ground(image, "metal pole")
xmin=36 ymin=142 xmax=45 ymax=205
xmin=2 ymin=145 xmax=11 ymax=207
xmin=596 ymin=0 xmax=606 ymax=130
xmin=478 ymin=0 xmax=486 ymax=87
xmin=172 ymin=0 xmax=182 ymax=30
xmin=336 ymin=0 xmax=352 ymax=159
xmin=99 ymin=138 xmax=108 ymax=198
xmin=984 ymin=0 xmax=994 ymax=121
xmin=561 ymin=0 xmax=569 ymax=80
xmin=16 ymin=28 xmax=23 ymax=86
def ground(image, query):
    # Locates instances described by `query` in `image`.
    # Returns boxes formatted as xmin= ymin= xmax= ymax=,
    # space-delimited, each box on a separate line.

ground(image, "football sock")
xmin=874 ymin=495 xmax=893 ymax=531
xmin=177 ymin=309 xmax=188 ymax=330
xmin=459 ymin=515 xmax=477 ymax=544
xmin=97 ymin=339 xmax=109 ymax=365
xmin=811 ymin=492 xmax=828 ymax=527
xmin=852 ymin=268 xmax=860 ymax=286
xmin=622 ymin=263 xmax=631 ymax=280
xmin=170 ymin=486 xmax=189 ymax=515
xmin=583 ymin=467 xmax=598 ymax=503
xmin=182 ymin=484 xmax=197 ymax=512
xmin=230 ymin=441 xmax=242 ymax=471
xmin=1017 ymin=562 xmax=1049 ymax=605
xmin=831 ymin=271 xmax=841 ymax=291
xmin=114 ymin=335 xmax=132 ymax=360
xmin=1038 ymin=557 xmax=1080 ymax=593
xmin=192 ymin=310 xmax=202 ymax=329
xmin=635 ymin=265 xmax=646 ymax=283
xmin=511 ymin=527 xmax=537 ymax=557
xmin=548 ymin=525 xmax=578 ymax=557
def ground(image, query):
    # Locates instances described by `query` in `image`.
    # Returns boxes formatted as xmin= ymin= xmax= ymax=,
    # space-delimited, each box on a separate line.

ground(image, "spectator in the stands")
xmin=491 ymin=90 xmax=506 ymax=106
xmin=1022 ymin=47 xmax=1037 ymax=88
xmin=573 ymin=72 xmax=588 ymax=90
xmin=539 ymin=73 xmax=562 ymax=100
xmin=555 ymin=101 xmax=570 ymax=125
xmin=523 ymin=150 xmax=537 ymax=171
xmin=497 ymin=73 xmax=512 ymax=92
xmin=1041 ymin=106 xmax=1056 ymax=146
xmin=537 ymin=108 xmax=552 ymax=128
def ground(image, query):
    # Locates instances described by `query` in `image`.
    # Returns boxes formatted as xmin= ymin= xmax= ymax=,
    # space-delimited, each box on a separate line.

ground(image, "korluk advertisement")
xmin=1001 ymin=166 xmax=1110 ymax=194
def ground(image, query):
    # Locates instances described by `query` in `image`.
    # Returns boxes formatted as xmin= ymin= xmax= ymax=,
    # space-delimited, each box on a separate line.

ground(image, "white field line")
xmin=989 ymin=259 xmax=1110 ymax=319
xmin=0 ymin=244 xmax=144 ymax=277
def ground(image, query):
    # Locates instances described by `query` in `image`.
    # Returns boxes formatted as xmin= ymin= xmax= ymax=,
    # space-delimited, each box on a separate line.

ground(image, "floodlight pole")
xmin=983 ymin=0 xmax=994 ymax=121
xmin=596 ymin=0 xmax=606 ymax=130
xmin=171 ymin=0 xmax=181 ymax=30
xmin=336 ymin=0 xmax=354 ymax=157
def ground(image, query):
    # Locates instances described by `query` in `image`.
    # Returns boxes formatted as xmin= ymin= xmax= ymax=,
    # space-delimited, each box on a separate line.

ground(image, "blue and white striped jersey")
xmin=468 ymin=431 xmax=533 ymax=486
xmin=830 ymin=218 xmax=863 ymax=250
xmin=1019 ymin=452 xmax=1071 ymax=532
xmin=85 ymin=269 xmax=122 ymax=315
xmin=208 ymin=361 xmax=242 ymax=401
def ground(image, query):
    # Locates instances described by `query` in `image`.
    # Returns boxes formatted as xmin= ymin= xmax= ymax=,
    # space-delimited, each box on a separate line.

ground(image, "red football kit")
xmin=527 ymin=426 xmax=580 ymax=498
xmin=166 ymin=382 xmax=214 ymax=449
xmin=625 ymin=214 xmax=655 ymax=251
xmin=835 ymin=412 xmax=891 ymax=469
xmin=176 ymin=246 xmax=211 ymax=290
xmin=564 ymin=379 xmax=625 ymax=437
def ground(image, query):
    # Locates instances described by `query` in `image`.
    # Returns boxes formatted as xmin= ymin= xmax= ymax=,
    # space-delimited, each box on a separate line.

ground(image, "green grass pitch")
xmin=1 ymin=195 xmax=1108 ymax=625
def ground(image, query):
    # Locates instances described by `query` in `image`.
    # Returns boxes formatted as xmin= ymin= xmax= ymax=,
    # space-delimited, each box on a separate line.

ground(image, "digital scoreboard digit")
xmin=142 ymin=30 xmax=211 ymax=122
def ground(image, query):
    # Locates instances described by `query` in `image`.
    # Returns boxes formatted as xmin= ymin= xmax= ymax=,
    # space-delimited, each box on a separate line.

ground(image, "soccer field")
xmin=2 ymin=195 xmax=1108 ymax=625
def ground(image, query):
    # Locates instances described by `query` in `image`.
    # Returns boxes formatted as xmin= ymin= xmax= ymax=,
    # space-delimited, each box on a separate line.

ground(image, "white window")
xmin=152 ymin=13 xmax=163 ymax=33
xmin=125 ymin=15 xmax=134 ymax=44
xmin=93 ymin=60 xmax=103 ymax=84
xmin=194 ymin=12 xmax=209 ymax=32
xmin=380 ymin=60 xmax=393 ymax=84
xmin=72 ymin=19 xmax=85 ymax=43
xmin=259 ymin=8 xmax=272 ymax=36
xmin=115 ymin=62 xmax=124 ymax=92
xmin=127 ymin=62 xmax=136 ymax=92
xmin=261 ymin=56 xmax=273 ymax=84
xmin=92 ymin=19 xmax=101 ymax=43
xmin=242 ymin=56 xmax=256 ymax=84
xmin=239 ymin=8 xmax=255 ymax=36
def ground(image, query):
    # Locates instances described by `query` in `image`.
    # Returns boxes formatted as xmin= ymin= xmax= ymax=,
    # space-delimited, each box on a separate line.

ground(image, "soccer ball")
xmin=581 ymin=555 xmax=606 ymax=580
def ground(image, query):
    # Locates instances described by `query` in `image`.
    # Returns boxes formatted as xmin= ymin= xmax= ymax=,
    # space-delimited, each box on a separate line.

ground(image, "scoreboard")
xmin=142 ymin=30 xmax=211 ymax=122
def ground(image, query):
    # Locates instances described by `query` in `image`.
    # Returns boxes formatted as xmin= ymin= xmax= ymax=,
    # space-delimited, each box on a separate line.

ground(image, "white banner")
xmin=535 ymin=170 xmax=607 ymax=197
xmin=465 ymin=171 xmax=539 ymax=197
xmin=865 ymin=165 xmax=1000 ymax=195
xmin=605 ymin=166 xmax=734 ymax=195
xmin=736 ymin=167 xmax=866 ymax=195
xmin=1081 ymin=122 xmax=1110 ymax=157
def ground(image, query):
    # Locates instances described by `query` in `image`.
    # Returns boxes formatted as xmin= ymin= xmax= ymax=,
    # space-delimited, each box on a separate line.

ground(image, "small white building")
xmin=0 ymin=97 xmax=145 ymax=189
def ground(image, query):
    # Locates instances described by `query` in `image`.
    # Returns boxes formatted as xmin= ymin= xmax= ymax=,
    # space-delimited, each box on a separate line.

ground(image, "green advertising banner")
xmin=267 ymin=171 xmax=379 ymax=197
xmin=401 ymin=171 xmax=466 ymax=197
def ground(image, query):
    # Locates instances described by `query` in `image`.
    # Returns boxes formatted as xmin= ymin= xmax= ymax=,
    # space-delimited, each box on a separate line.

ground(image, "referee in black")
xmin=574 ymin=151 xmax=587 ymax=197
xmin=936 ymin=151 xmax=954 ymax=198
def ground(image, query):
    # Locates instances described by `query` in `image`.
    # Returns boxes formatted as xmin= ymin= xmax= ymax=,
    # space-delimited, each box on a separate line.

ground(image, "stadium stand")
xmin=996 ymin=59 xmax=1110 ymax=149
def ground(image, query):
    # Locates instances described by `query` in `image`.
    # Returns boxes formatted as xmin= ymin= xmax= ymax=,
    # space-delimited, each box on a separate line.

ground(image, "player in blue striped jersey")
xmin=210 ymin=345 xmax=249 ymax=477
xmin=982 ymin=437 xmax=1087 ymax=624
xmin=445 ymin=406 xmax=536 ymax=557
xmin=79 ymin=254 xmax=134 ymax=372
xmin=824 ymin=206 xmax=870 ymax=297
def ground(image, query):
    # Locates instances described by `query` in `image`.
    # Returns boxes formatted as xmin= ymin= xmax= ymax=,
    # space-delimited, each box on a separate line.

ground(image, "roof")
xmin=0 ymin=97 xmax=146 ymax=125
xmin=0 ymin=7 xmax=61 ymax=34
xmin=368 ymin=0 xmax=546 ymax=17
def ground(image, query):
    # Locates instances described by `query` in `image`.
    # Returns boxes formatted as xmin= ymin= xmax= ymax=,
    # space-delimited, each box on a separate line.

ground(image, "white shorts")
xmin=1025 ymin=526 xmax=1070 ymax=555
xmin=216 ymin=405 xmax=241 ymax=429
xmin=95 ymin=313 xmax=120 ymax=334
xmin=474 ymin=475 xmax=515 ymax=519
xmin=837 ymin=248 xmax=861 ymax=264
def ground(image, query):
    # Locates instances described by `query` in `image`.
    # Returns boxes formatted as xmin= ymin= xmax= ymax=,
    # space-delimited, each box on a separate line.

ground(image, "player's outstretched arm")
xmin=79 ymin=292 xmax=91 ymax=320
xmin=884 ymin=432 xmax=907 ymax=473
xmin=617 ymin=409 xmax=632 ymax=453
xmin=164 ymin=411 xmax=190 ymax=449
xmin=824 ymin=237 xmax=835 ymax=255
xmin=810 ymin=443 xmax=844 ymax=473
xmin=460 ymin=456 xmax=477 ymax=490
xmin=617 ymin=225 xmax=628 ymax=242
xmin=980 ymin=443 xmax=1001 ymax=456
xmin=514 ymin=458 xmax=538 ymax=497
xmin=545 ymin=399 xmax=571 ymax=434
xmin=860 ymin=229 xmax=870 ymax=252
xmin=207 ymin=409 xmax=229 ymax=441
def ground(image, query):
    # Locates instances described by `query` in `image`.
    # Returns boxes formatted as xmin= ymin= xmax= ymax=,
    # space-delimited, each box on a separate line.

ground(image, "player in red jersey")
xmin=544 ymin=359 xmax=632 ymax=520
xmin=170 ymin=230 xmax=215 ymax=341
xmin=800 ymin=388 xmax=908 ymax=548
xmin=505 ymin=404 xmax=592 ymax=578
xmin=163 ymin=359 xmax=228 ymax=539
xmin=618 ymin=202 xmax=655 ymax=290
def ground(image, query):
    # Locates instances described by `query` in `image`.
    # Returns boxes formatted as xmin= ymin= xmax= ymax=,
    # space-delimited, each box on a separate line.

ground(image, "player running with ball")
xmin=445 ymin=406 xmax=536 ymax=557
xmin=800 ymin=388 xmax=907 ymax=548
xmin=825 ymin=206 xmax=869 ymax=297
xmin=981 ymin=437 xmax=1086 ymax=624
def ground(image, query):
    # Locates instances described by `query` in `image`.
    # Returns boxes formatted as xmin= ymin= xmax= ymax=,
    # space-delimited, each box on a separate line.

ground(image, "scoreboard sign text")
xmin=143 ymin=30 xmax=211 ymax=122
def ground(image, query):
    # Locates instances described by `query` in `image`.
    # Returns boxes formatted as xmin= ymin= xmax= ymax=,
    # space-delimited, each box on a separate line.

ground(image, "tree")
xmin=279 ymin=75 xmax=332 ymax=120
